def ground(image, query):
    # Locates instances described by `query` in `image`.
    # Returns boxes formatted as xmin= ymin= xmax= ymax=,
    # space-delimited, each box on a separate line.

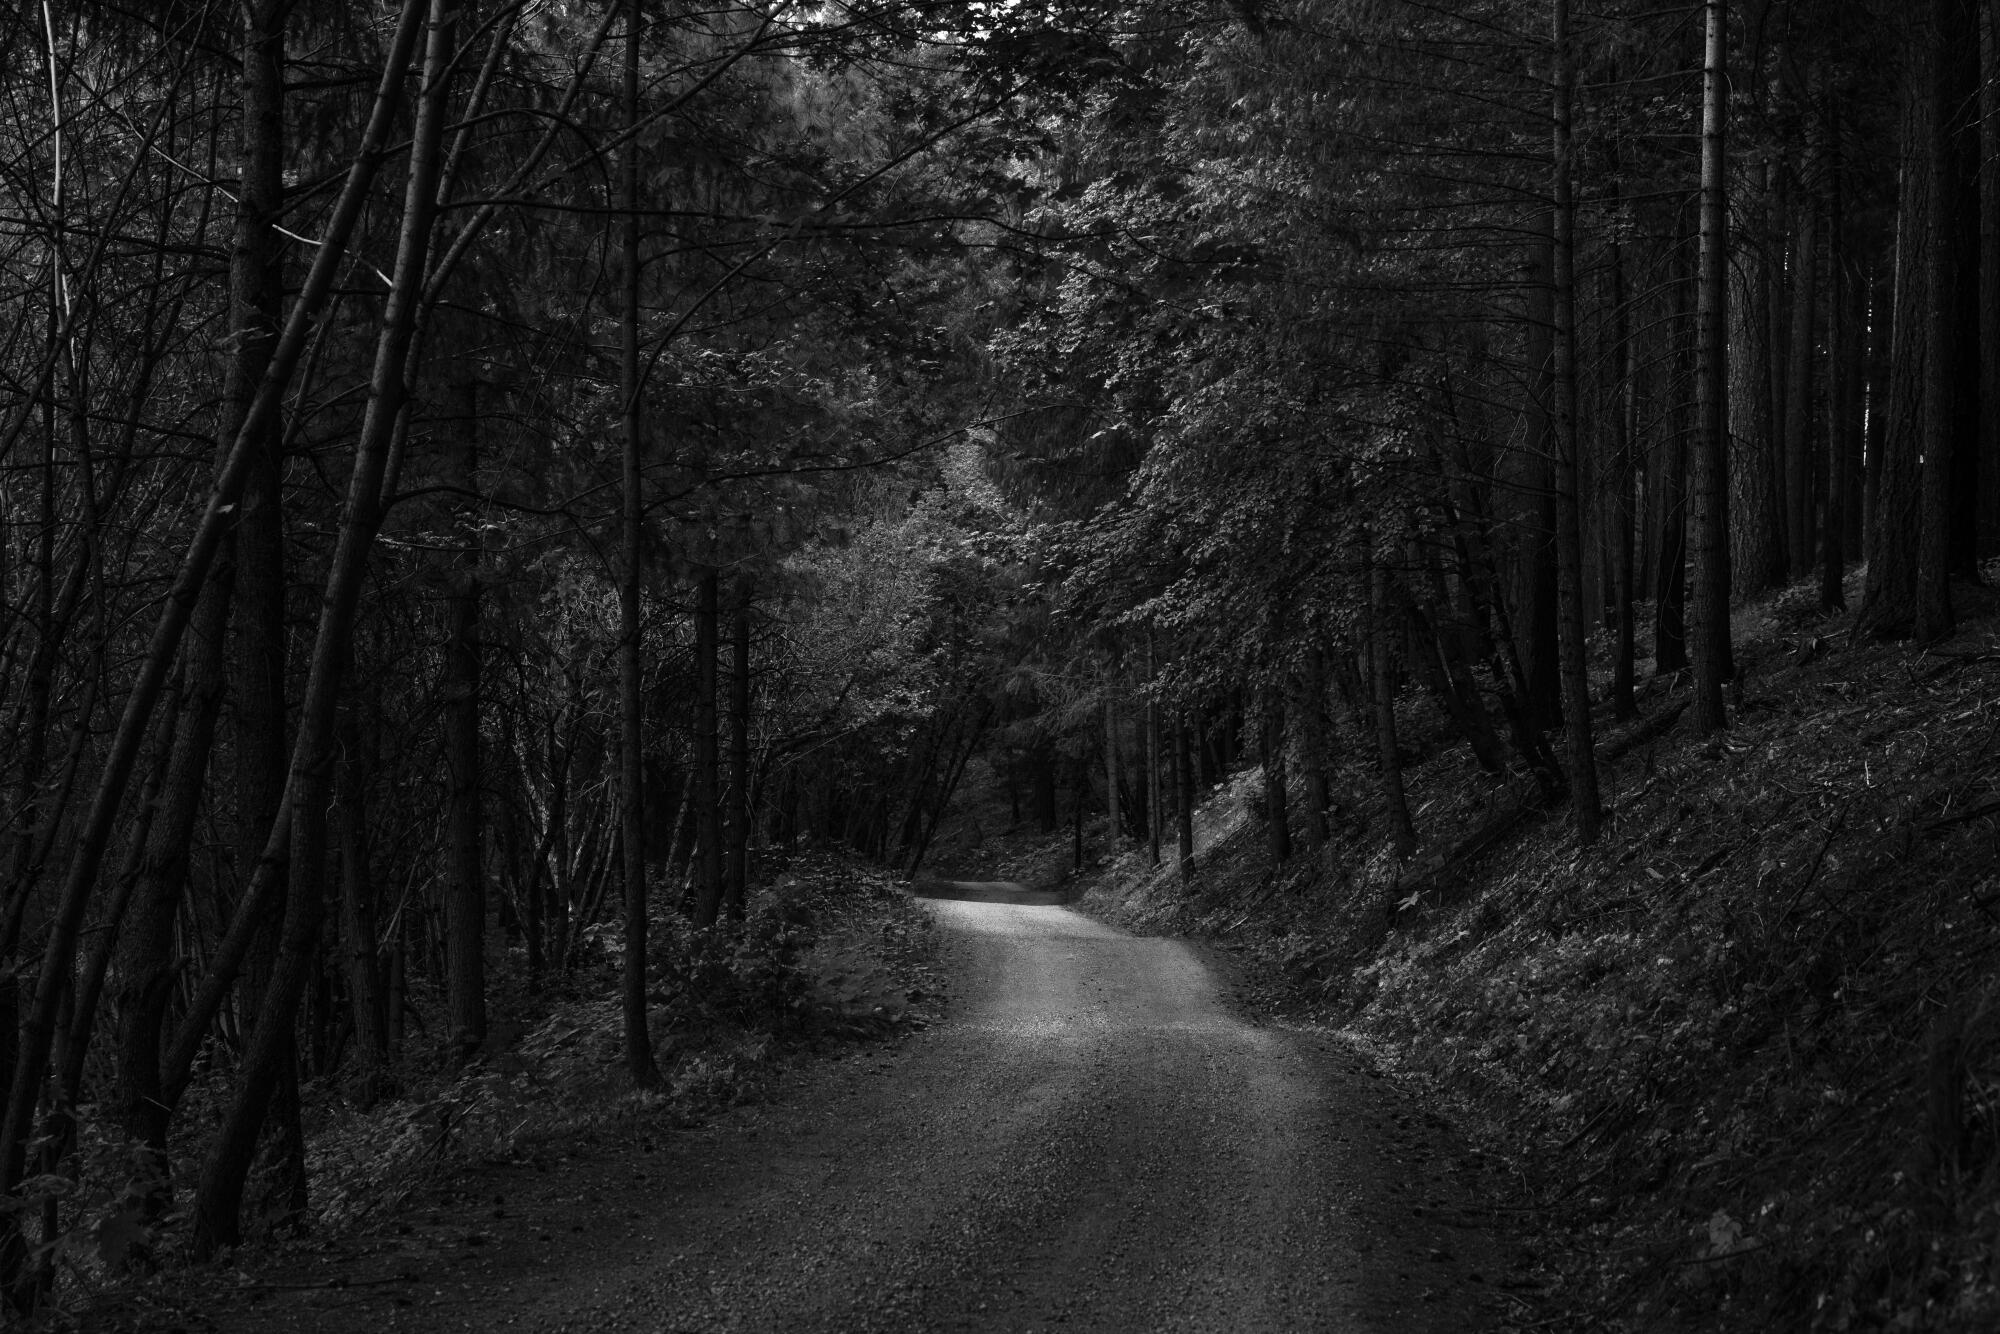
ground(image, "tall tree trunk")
xmin=518 ymin=748 xmax=547 ymax=979
xmin=1981 ymin=0 xmax=2000 ymax=556
xmin=1784 ymin=94 xmax=1823 ymax=577
xmin=1822 ymin=139 xmax=1858 ymax=612
xmin=544 ymin=728 xmax=575 ymax=972
xmin=1728 ymin=152 xmax=1783 ymax=596
xmin=1944 ymin=0 xmax=1983 ymax=581
xmin=1861 ymin=258 xmax=1889 ymax=570
xmin=226 ymin=0 xmax=300 ymax=1236
xmin=4 ymin=364 xmax=56 ymax=970
xmin=1366 ymin=546 xmax=1417 ymax=859
xmin=1609 ymin=243 xmax=1639 ymax=720
xmin=1102 ymin=693 xmax=1121 ymax=845
xmin=1515 ymin=214 xmax=1561 ymax=732
xmin=1654 ymin=246 xmax=1692 ymax=677
xmin=1031 ymin=744 xmax=1058 ymax=833
xmin=190 ymin=0 xmax=459 ymax=1256
xmin=387 ymin=920 xmax=407 ymax=1054
xmin=1145 ymin=635 xmax=1162 ymax=866
xmin=617 ymin=0 xmax=659 ymax=1083
xmin=1690 ymin=0 xmax=1734 ymax=733
xmin=1260 ymin=693 xmax=1291 ymax=866
xmin=445 ymin=372 xmax=485 ymax=1058
xmin=1766 ymin=46 xmax=1794 ymax=548
xmin=1551 ymin=0 xmax=1601 ymax=841
xmin=1861 ymin=0 xmax=1962 ymax=640
xmin=1175 ymin=721 xmax=1194 ymax=880
xmin=724 ymin=577 xmax=753 ymax=921
xmin=691 ymin=569 xmax=724 ymax=927
xmin=1071 ymin=754 xmax=1086 ymax=871
xmin=335 ymin=706 xmax=389 ymax=1101
xmin=110 ymin=573 xmax=231 ymax=1165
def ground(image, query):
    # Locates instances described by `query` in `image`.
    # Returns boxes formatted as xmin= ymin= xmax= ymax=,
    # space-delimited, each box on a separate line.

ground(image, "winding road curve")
xmin=205 ymin=886 xmax=1510 ymax=1333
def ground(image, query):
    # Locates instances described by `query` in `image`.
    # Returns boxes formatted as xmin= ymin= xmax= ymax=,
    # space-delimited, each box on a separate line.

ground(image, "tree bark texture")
xmin=1175 ymin=721 xmax=1195 ymax=879
xmin=1861 ymin=0 xmax=1965 ymax=641
xmin=1653 ymin=247 xmax=1692 ymax=677
xmin=725 ymin=577 xmax=753 ymax=921
xmin=691 ymin=569 xmax=724 ymax=927
xmin=1782 ymin=97 xmax=1822 ymax=577
xmin=1513 ymin=215 xmax=1561 ymax=733
xmin=1821 ymin=140 xmax=1858 ymax=612
xmin=445 ymin=373 xmax=486 ymax=1058
xmin=1550 ymin=0 xmax=1601 ymax=841
xmin=1103 ymin=694 xmax=1121 ymax=845
xmin=335 ymin=706 xmax=390 ymax=1097
xmin=1981 ymin=0 xmax=2000 ymax=555
xmin=617 ymin=0 xmax=659 ymax=1083
xmin=1608 ymin=243 xmax=1638 ymax=721
xmin=1690 ymin=0 xmax=1734 ymax=733
xmin=190 ymin=0 xmax=459 ymax=1255
xmin=1145 ymin=636 xmax=1162 ymax=866
xmin=1728 ymin=153 xmax=1783 ymax=597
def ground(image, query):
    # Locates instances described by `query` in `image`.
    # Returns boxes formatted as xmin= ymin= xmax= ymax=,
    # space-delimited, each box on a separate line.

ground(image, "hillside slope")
xmin=1040 ymin=581 xmax=2000 ymax=1332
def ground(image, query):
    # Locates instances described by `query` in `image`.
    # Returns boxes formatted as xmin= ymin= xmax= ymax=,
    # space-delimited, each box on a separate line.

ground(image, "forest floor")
xmin=992 ymin=570 xmax=2000 ymax=1333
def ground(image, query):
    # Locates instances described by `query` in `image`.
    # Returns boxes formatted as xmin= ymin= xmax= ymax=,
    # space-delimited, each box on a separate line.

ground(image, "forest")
xmin=1 ymin=0 xmax=1996 ymax=1328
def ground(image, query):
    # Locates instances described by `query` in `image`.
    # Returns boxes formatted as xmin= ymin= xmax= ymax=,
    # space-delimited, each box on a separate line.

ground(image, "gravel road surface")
xmin=196 ymin=888 xmax=1511 ymax=1333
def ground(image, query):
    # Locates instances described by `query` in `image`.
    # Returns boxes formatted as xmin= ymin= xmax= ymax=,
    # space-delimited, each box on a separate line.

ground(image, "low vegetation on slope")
xmin=60 ymin=858 xmax=938 ymax=1324
xmin=1071 ymin=584 xmax=2000 ymax=1333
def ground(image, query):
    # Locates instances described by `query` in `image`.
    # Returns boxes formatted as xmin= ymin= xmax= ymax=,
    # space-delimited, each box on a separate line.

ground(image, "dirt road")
xmin=190 ymin=890 xmax=1512 ymax=1332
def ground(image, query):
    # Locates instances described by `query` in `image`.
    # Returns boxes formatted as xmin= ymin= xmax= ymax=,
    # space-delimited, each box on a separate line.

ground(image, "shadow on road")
xmin=911 ymin=878 xmax=1076 ymax=906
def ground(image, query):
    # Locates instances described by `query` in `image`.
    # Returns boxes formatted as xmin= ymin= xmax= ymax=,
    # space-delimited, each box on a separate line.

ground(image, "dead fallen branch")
xmin=1600 ymin=700 xmax=1689 ymax=763
xmin=1925 ymin=799 xmax=2000 ymax=834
